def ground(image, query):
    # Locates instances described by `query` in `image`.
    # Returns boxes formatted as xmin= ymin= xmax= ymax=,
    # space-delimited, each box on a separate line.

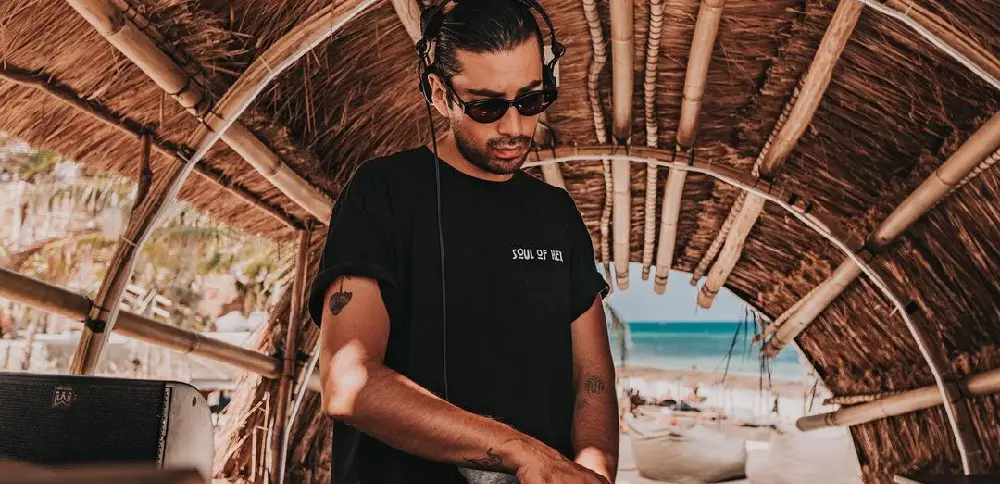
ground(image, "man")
xmin=306 ymin=1 xmax=618 ymax=482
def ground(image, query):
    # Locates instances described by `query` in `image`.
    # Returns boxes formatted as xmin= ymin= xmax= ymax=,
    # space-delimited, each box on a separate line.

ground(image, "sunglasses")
xmin=443 ymin=79 xmax=557 ymax=124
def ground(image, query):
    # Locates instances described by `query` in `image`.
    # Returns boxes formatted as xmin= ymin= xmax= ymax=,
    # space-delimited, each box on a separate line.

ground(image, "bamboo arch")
xmin=522 ymin=153 xmax=977 ymax=473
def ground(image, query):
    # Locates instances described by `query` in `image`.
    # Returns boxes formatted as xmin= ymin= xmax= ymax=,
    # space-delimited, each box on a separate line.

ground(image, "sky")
xmin=601 ymin=263 xmax=748 ymax=323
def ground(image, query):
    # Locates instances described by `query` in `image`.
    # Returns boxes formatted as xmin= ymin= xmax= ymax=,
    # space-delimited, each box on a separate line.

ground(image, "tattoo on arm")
xmin=583 ymin=375 xmax=607 ymax=395
xmin=328 ymin=278 xmax=353 ymax=316
xmin=464 ymin=448 xmax=503 ymax=470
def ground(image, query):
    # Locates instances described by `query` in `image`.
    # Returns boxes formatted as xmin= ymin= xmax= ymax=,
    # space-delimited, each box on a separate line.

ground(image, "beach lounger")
xmin=626 ymin=415 xmax=747 ymax=483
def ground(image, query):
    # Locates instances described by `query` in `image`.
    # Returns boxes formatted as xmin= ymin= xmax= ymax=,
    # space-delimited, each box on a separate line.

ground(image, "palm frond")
xmin=605 ymin=301 xmax=631 ymax=366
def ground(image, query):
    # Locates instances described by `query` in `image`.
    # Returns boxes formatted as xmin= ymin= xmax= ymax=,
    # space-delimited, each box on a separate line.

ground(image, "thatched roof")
xmin=2 ymin=0 xmax=1000 ymax=482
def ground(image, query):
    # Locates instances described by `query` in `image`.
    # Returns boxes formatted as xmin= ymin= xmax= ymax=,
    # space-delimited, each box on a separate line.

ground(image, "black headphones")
xmin=415 ymin=0 xmax=566 ymax=106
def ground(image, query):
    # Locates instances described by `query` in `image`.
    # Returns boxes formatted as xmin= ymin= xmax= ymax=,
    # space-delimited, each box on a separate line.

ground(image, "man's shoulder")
xmin=516 ymin=171 xmax=577 ymax=212
xmin=353 ymin=145 xmax=430 ymax=182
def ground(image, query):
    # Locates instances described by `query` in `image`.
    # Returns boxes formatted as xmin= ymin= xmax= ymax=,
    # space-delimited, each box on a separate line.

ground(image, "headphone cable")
xmin=425 ymin=95 xmax=449 ymax=402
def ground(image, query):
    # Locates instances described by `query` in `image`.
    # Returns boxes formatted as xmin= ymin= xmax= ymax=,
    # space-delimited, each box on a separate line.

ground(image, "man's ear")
xmin=428 ymin=73 xmax=450 ymax=117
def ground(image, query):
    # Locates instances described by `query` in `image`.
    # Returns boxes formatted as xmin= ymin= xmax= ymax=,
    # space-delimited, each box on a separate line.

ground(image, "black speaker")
xmin=0 ymin=373 xmax=213 ymax=482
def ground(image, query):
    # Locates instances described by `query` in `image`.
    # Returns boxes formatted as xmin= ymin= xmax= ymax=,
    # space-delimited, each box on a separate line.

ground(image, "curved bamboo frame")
xmin=858 ymin=0 xmax=1000 ymax=92
xmin=523 ymin=152 xmax=972 ymax=472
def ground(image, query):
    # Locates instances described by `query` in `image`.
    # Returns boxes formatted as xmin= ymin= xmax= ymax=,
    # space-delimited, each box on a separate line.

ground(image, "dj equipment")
xmin=0 ymin=373 xmax=213 ymax=483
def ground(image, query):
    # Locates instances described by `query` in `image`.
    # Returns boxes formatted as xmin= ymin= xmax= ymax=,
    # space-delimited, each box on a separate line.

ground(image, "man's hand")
xmin=503 ymin=439 xmax=610 ymax=484
xmin=517 ymin=459 xmax=610 ymax=484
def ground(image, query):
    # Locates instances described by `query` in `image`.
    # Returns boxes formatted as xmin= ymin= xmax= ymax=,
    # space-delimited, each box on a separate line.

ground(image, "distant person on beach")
xmin=306 ymin=1 xmax=617 ymax=483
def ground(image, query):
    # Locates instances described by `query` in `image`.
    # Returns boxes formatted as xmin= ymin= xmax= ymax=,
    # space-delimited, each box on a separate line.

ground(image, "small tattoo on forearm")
xmin=584 ymin=375 xmax=606 ymax=395
xmin=328 ymin=278 xmax=353 ymax=315
xmin=465 ymin=448 xmax=503 ymax=470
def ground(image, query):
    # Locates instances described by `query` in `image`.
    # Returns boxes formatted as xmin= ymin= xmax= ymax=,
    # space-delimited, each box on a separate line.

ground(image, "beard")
xmin=453 ymin=124 xmax=534 ymax=176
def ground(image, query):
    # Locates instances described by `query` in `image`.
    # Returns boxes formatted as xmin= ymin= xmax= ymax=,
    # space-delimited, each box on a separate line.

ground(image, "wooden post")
xmin=270 ymin=227 xmax=312 ymax=483
xmin=694 ymin=0 xmax=863 ymax=307
xmin=653 ymin=0 xmax=726 ymax=294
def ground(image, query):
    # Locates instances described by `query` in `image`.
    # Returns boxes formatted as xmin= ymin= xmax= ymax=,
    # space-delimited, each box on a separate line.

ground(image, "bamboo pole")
xmin=765 ymin=111 xmax=1000 ymax=357
xmin=610 ymin=0 xmax=634 ymax=290
xmin=0 ymin=67 xmax=301 ymax=230
xmin=0 ymin=266 xmax=320 ymax=391
xmin=69 ymin=123 xmax=170 ymax=374
xmin=652 ymin=0 xmax=725 ymax=294
xmin=676 ymin=0 xmax=725 ymax=149
xmin=582 ymin=0 xmax=609 ymax=146
xmin=696 ymin=194 xmax=765 ymax=308
xmin=695 ymin=0 xmax=863 ymax=307
xmin=653 ymin=166 xmax=684 ymax=294
xmin=390 ymin=0 xmax=421 ymax=43
xmin=641 ymin=0 xmax=665 ymax=280
xmin=798 ymin=366 xmax=1000 ymax=431
xmin=539 ymin=150 xmax=567 ymax=189
xmin=691 ymin=78 xmax=802 ymax=285
xmin=270 ymin=228 xmax=311 ymax=483
xmin=65 ymin=0 xmax=334 ymax=223
xmin=581 ymin=0 xmax=612 ymax=283
xmin=611 ymin=158 xmax=631 ymax=290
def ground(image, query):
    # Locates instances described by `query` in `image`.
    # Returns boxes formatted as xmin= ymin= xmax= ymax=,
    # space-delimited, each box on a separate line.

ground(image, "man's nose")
xmin=495 ymin=106 xmax=527 ymax=137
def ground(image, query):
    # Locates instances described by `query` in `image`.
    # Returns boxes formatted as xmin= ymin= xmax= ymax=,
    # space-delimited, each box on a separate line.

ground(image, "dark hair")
xmin=425 ymin=0 xmax=544 ymax=80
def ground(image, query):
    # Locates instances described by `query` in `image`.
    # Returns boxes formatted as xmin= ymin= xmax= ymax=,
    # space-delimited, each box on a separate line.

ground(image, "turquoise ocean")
xmin=610 ymin=321 xmax=810 ymax=381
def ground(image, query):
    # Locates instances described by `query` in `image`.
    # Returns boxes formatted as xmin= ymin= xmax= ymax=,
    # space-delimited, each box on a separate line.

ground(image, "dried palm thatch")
xmin=2 ymin=0 xmax=1000 ymax=482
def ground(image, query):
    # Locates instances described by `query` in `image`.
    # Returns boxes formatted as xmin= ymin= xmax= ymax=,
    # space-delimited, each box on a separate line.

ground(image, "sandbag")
xmin=746 ymin=425 xmax=862 ymax=484
xmin=627 ymin=415 xmax=747 ymax=483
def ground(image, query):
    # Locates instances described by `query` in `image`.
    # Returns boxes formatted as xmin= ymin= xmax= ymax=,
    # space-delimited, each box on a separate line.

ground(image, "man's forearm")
xmin=572 ymin=372 xmax=619 ymax=482
xmin=321 ymin=358 xmax=552 ymax=474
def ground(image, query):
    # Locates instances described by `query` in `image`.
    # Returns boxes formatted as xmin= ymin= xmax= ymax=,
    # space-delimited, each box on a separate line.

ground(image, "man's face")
xmin=437 ymin=37 xmax=544 ymax=175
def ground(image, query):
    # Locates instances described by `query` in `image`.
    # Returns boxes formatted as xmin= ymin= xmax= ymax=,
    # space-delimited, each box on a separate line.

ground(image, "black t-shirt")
xmin=306 ymin=145 xmax=609 ymax=483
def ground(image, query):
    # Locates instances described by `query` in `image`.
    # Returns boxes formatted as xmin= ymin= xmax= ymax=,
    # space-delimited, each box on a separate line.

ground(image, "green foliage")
xmin=1 ymin=140 xmax=287 ymax=331
xmin=605 ymin=301 xmax=631 ymax=366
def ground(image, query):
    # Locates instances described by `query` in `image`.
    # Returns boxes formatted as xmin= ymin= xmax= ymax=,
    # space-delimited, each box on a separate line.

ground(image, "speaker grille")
xmin=0 ymin=373 xmax=168 ymax=466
